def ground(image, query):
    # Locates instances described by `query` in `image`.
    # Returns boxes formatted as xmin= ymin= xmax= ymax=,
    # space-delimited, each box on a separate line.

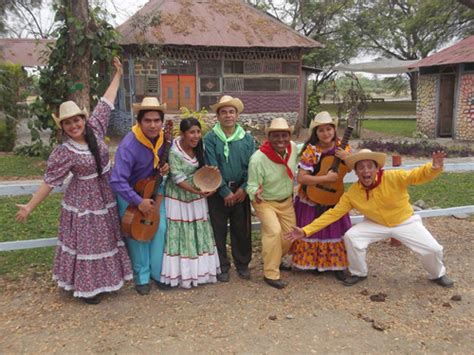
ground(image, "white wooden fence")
xmin=1 ymin=205 xmax=473 ymax=252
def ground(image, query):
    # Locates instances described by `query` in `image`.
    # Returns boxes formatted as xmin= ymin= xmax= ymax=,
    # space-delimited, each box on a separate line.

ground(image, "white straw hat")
xmin=345 ymin=149 xmax=386 ymax=170
xmin=52 ymin=101 xmax=88 ymax=128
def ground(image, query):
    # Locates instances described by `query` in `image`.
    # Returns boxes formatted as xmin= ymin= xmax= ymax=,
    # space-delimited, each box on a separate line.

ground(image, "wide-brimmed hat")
xmin=345 ymin=149 xmax=386 ymax=170
xmin=193 ymin=166 xmax=222 ymax=192
xmin=52 ymin=101 xmax=88 ymax=128
xmin=266 ymin=117 xmax=293 ymax=135
xmin=133 ymin=97 xmax=167 ymax=115
xmin=210 ymin=95 xmax=244 ymax=114
xmin=309 ymin=111 xmax=338 ymax=131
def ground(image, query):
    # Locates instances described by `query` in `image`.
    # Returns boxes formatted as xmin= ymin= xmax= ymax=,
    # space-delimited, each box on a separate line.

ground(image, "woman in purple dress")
xmin=15 ymin=58 xmax=132 ymax=304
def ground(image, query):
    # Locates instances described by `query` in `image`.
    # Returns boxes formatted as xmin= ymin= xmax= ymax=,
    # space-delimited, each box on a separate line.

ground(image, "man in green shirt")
xmin=246 ymin=118 xmax=298 ymax=289
xmin=205 ymin=96 xmax=256 ymax=282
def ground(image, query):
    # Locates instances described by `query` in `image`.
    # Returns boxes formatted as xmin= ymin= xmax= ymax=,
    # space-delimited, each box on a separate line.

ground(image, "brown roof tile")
xmin=410 ymin=35 xmax=474 ymax=68
xmin=0 ymin=38 xmax=53 ymax=67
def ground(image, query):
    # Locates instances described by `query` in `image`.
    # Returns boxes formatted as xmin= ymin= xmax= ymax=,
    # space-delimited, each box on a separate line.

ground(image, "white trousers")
xmin=343 ymin=215 xmax=446 ymax=279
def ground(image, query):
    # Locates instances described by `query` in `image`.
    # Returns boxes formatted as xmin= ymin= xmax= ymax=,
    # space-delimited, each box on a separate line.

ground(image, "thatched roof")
xmin=117 ymin=0 xmax=322 ymax=49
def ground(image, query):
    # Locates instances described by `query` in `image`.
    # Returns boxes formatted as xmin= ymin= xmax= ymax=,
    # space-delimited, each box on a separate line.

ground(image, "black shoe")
xmin=432 ymin=275 xmax=454 ymax=288
xmin=135 ymin=283 xmax=151 ymax=295
xmin=217 ymin=272 xmax=230 ymax=282
xmin=334 ymin=270 xmax=347 ymax=281
xmin=264 ymin=277 xmax=288 ymax=289
xmin=237 ymin=269 xmax=251 ymax=280
xmin=82 ymin=295 xmax=101 ymax=304
xmin=155 ymin=280 xmax=172 ymax=291
xmin=279 ymin=262 xmax=292 ymax=272
xmin=342 ymin=275 xmax=367 ymax=287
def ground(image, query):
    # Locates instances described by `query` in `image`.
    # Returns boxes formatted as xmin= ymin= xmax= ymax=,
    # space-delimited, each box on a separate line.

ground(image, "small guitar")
xmin=121 ymin=120 xmax=173 ymax=241
xmin=305 ymin=107 xmax=357 ymax=206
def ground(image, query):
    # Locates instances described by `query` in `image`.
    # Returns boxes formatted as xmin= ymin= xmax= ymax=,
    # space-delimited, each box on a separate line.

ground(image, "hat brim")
xmin=346 ymin=152 xmax=386 ymax=170
xmin=133 ymin=103 xmax=167 ymax=114
xmin=210 ymin=99 xmax=243 ymax=114
xmin=309 ymin=118 xmax=338 ymax=131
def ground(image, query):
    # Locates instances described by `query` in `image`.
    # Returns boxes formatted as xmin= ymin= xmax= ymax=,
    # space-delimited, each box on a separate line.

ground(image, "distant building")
xmin=113 ymin=0 xmax=321 ymax=134
xmin=410 ymin=35 xmax=474 ymax=141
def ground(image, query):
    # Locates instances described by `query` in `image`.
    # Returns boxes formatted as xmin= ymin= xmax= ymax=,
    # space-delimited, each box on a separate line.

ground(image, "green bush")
xmin=0 ymin=119 xmax=16 ymax=151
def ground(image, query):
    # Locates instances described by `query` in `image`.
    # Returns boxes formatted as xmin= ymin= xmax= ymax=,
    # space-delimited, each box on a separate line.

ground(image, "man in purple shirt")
xmin=110 ymin=97 xmax=169 ymax=295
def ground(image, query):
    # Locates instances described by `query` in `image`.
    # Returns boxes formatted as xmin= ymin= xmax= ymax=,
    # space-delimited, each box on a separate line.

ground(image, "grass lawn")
xmin=362 ymin=119 xmax=416 ymax=137
xmin=0 ymin=194 xmax=61 ymax=278
xmin=408 ymin=172 xmax=474 ymax=208
xmin=0 ymin=153 xmax=46 ymax=178
xmin=0 ymin=172 xmax=472 ymax=278
xmin=319 ymin=101 xmax=416 ymax=117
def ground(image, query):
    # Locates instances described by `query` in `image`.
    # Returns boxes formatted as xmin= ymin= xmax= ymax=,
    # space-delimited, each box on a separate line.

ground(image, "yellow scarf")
xmin=132 ymin=124 xmax=164 ymax=168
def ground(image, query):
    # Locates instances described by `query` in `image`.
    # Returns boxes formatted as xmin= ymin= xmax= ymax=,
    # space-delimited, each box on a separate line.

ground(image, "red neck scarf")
xmin=259 ymin=140 xmax=294 ymax=180
xmin=362 ymin=169 xmax=384 ymax=200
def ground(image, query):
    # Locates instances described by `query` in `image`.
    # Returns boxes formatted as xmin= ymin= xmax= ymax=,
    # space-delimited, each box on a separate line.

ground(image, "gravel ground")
xmin=1 ymin=216 xmax=472 ymax=353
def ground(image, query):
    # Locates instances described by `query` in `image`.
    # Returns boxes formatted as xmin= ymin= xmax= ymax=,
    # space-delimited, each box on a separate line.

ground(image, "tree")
xmin=0 ymin=0 xmax=45 ymax=36
xmin=347 ymin=0 xmax=474 ymax=100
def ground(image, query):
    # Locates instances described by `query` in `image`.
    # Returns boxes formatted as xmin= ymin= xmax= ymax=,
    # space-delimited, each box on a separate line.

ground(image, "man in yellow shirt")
xmin=286 ymin=149 xmax=453 ymax=288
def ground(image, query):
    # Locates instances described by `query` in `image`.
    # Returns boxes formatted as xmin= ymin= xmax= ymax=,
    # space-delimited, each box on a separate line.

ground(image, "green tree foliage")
xmin=347 ymin=0 xmax=474 ymax=99
xmin=22 ymin=1 xmax=122 ymax=156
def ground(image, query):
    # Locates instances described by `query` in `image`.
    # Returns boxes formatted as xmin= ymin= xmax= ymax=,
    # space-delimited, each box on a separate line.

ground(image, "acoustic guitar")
xmin=305 ymin=108 xmax=357 ymax=206
xmin=121 ymin=120 xmax=173 ymax=241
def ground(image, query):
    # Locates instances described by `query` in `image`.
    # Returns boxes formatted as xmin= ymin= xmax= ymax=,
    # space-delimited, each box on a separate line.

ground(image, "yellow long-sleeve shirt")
xmin=302 ymin=162 xmax=443 ymax=236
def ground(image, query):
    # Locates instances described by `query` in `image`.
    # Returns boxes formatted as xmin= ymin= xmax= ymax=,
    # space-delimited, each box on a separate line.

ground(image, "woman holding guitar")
xmin=291 ymin=111 xmax=352 ymax=280
xmin=15 ymin=58 xmax=132 ymax=304
xmin=160 ymin=118 xmax=221 ymax=288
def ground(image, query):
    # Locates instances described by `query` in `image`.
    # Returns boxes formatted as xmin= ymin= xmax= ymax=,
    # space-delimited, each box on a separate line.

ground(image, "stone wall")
xmin=107 ymin=109 xmax=298 ymax=138
xmin=454 ymin=72 xmax=474 ymax=141
xmin=416 ymin=75 xmax=437 ymax=138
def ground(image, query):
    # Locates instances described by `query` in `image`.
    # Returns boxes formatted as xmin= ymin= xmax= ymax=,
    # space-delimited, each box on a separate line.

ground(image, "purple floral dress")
xmin=44 ymin=98 xmax=132 ymax=298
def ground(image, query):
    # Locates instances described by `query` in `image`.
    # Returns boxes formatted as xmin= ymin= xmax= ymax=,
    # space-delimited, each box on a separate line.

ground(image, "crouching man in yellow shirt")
xmin=286 ymin=149 xmax=454 ymax=288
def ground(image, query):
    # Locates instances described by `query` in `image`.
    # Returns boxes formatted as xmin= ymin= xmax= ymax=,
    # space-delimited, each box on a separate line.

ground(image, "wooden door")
xmin=438 ymin=74 xmax=455 ymax=137
xmin=161 ymin=74 xmax=179 ymax=111
xmin=179 ymin=75 xmax=196 ymax=111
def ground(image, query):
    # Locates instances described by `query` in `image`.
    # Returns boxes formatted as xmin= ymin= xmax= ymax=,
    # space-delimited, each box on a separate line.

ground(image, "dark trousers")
xmin=207 ymin=194 xmax=252 ymax=273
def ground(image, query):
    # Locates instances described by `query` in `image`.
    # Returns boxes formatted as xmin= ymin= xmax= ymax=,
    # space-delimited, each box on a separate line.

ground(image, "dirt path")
xmin=1 ymin=217 xmax=473 ymax=353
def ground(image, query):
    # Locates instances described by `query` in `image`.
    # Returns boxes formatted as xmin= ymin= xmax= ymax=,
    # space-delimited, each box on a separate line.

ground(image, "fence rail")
xmin=1 ymin=205 xmax=472 ymax=252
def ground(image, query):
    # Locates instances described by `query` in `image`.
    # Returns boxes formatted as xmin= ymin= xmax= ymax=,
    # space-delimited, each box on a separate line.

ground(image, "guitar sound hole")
xmin=140 ymin=219 xmax=154 ymax=226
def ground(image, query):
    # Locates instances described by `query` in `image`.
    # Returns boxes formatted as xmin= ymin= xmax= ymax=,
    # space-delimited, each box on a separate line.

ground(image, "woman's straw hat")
xmin=133 ymin=97 xmax=167 ymax=114
xmin=193 ymin=166 xmax=222 ymax=192
xmin=210 ymin=95 xmax=244 ymax=114
xmin=52 ymin=101 xmax=88 ymax=128
xmin=309 ymin=111 xmax=338 ymax=131
xmin=345 ymin=149 xmax=386 ymax=170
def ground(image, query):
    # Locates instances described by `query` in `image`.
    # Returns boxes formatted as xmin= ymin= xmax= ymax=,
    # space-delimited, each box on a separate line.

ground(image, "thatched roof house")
xmin=112 ymin=0 xmax=321 ymax=133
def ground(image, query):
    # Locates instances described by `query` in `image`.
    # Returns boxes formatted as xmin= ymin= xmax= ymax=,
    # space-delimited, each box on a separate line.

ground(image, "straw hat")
xmin=52 ymin=101 xmax=88 ymax=128
xmin=210 ymin=95 xmax=244 ymax=114
xmin=133 ymin=97 xmax=167 ymax=115
xmin=345 ymin=149 xmax=386 ymax=170
xmin=193 ymin=166 xmax=222 ymax=192
xmin=309 ymin=111 xmax=338 ymax=131
xmin=266 ymin=117 xmax=293 ymax=135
